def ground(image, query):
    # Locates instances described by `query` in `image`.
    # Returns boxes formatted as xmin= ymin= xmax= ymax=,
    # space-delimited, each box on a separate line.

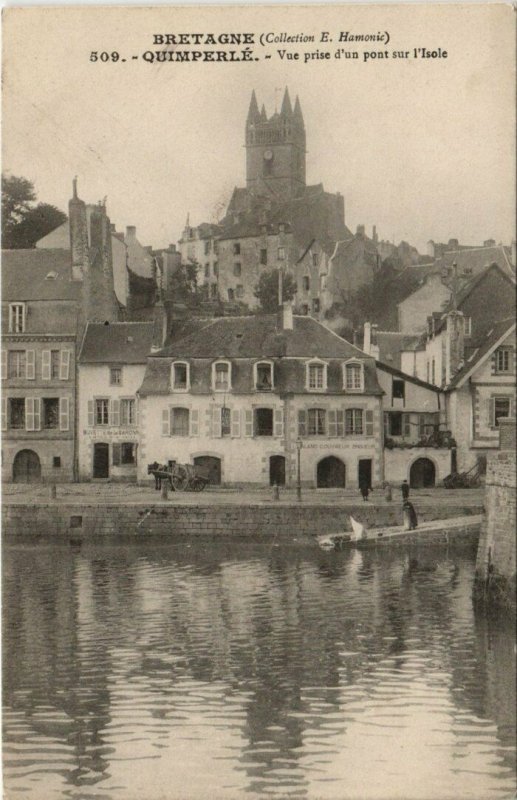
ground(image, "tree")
xmin=254 ymin=269 xmax=297 ymax=313
xmin=166 ymin=259 xmax=202 ymax=306
xmin=2 ymin=173 xmax=66 ymax=249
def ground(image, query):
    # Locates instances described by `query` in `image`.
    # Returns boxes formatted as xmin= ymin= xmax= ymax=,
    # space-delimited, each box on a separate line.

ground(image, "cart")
xmin=147 ymin=461 xmax=210 ymax=492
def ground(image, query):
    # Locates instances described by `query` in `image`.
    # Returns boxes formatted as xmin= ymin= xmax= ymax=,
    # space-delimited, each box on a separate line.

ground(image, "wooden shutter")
xmin=328 ymin=409 xmax=337 ymax=437
xmin=26 ymin=350 xmax=35 ymax=380
xmin=365 ymin=409 xmax=374 ymax=436
xmin=59 ymin=397 xmax=70 ymax=431
xmin=162 ymin=407 xmax=170 ymax=436
xmin=25 ymin=397 xmax=34 ymax=431
xmin=243 ymin=408 xmax=253 ymax=437
xmin=33 ymin=397 xmax=41 ymax=430
xmin=110 ymin=399 xmax=120 ymax=426
xmin=231 ymin=408 xmax=241 ymax=437
xmin=190 ymin=408 xmax=199 ymax=436
xmin=383 ymin=412 xmax=389 ymax=437
xmin=336 ymin=409 xmax=344 ymax=437
xmin=489 ymin=398 xmax=495 ymax=429
xmin=1 ymin=398 xmax=7 ymax=431
xmin=212 ymin=405 xmax=222 ymax=438
xmin=41 ymin=350 xmax=51 ymax=380
xmin=403 ymin=413 xmax=411 ymax=436
xmin=298 ymin=409 xmax=307 ymax=437
xmin=274 ymin=408 xmax=284 ymax=438
xmin=1 ymin=349 xmax=7 ymax=380
xmin=112 ymin=443 xmax=121 ymax=466
xmin=88 ymin=399 xmax=94 ymax=427
xmin=60 ymin=350 xmax=71 ymax=380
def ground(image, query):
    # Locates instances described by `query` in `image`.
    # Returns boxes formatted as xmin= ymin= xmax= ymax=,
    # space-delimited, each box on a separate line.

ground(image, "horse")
xmin=147 ymin=462 xmax=173 ymax=491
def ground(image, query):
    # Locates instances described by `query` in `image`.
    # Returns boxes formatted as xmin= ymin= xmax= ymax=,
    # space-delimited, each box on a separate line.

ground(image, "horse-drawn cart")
xmin=148 ymin=461 xmax=210 ymax=492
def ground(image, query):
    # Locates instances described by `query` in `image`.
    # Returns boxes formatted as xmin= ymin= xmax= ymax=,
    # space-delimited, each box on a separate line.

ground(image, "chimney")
xmin=356 ymin=224 xmax=365 ymax=237
xmin=68 ymin=177 xmax=88 ymax=281
xmin=372 ymin=225 xmax=378 ymax=243
xmin=445 ymin=310 xmax=465 ymax=384
xmin=363 ymin=322 xmax=372 ymax=354
xmin=150 ymin=299 xmax=167 ymax=352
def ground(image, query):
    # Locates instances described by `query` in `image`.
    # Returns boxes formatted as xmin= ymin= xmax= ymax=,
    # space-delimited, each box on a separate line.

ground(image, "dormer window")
xmin=306 ymin=360 xmax=327 ymax=392
xmin=171 ymin=361 xmax=189 ymax=391
xmin=344 ymin=361 xmax=364 ymax=392
xmin=254 ymin=361 xmax=274 ymax=391
xmin=213 ymin=360 xmax=231 ymax=392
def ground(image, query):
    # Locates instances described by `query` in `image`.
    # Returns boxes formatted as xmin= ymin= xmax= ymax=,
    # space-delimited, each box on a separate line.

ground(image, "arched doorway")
xmin=410 ymin=457 xmax=435 ymax=488
xmin=317 ymin=456 xmax=346 ymax=488
xmin=269 ymin=455 xmax=286 ymax=486
xmin=13 ymin=449 xmax=41 ymax=483
xmin=194 ymin=455 xmax=221 ymax=485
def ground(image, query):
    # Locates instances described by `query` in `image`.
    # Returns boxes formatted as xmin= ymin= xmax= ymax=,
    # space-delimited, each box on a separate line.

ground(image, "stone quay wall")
xmin=3 ymin=501 xmax=482 ymax=544
xmin=475 ymin=418 xmax=516 ymax=612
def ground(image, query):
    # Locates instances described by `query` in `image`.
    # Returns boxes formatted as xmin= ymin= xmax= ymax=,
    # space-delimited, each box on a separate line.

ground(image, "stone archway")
xmin=409 ymin=457 xmax=436 ymax=489
xmin=317 ymin=456 xmax=346 ymax=488
xmin=13 ymin=449 xmax=41 ymax=483
xmin=194 ymin=455 xmax=222 ymax=485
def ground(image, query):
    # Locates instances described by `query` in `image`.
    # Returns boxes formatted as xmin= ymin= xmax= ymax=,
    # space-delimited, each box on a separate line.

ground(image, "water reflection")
xmin=3 ymin=539 xmax=516 ymax=799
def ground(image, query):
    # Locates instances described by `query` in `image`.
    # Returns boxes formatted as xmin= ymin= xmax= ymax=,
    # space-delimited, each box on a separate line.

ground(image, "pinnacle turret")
xmin=293 ymin=95 xmax=305 ymax=128
xmin=260 ymin=104 xmax=267 ymax=122
xmin=280 ymin=88 xmax=293 ymax=117
xmin=247 ymin=90 xmax=261 ymax=124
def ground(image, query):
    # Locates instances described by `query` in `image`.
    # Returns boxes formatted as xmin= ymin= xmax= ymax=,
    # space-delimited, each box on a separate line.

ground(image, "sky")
xmin=3 ymin=4 xmax=515 ymax=253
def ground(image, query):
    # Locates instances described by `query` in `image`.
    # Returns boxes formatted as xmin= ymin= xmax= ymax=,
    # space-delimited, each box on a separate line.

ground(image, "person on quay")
xmin=359 ymin=477 xmax=370 ymax=501
xmin=403 ymin=500 xmax=418 ymax=530
xmin=401 ymin=479 xmax=410 ymax=501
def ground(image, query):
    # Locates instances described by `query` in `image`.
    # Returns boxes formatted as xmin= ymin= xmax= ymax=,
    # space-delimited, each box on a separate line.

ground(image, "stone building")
xmin=1 ymin=180 xmax=120 ymax=482
xmin=179 ymin=90 xmax=380 ymax=315
xmin=77 ymin=322 xmax=156 ymax=481
xmin=137 ymin=306 xmax=384 ymax=489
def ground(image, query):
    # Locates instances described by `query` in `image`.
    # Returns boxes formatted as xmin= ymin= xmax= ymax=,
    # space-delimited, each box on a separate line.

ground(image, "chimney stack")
xmin=445 ymin=310 xmax=465 ymax=384
xmin=69 ymin=177 xmax=88 ymax=281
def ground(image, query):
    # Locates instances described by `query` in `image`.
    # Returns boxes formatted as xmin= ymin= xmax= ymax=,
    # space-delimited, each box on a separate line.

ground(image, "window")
xmin=302 ymin=276 xmax=310 ymax=291
xmin=120 ymin=398 xmax=136 ymax=426
xmin=308 ymin=408 xmax=326 ymax=436
xmin=95 ymin=398 xmax=109 ymax=426
xmin=213 ymin=361 xmax=231 ymax=391
xmin=260 ymin=248 xmax=268 ymax=265
xmin=277 ymin=246 xmax=286 ymax=261
xmin=50 ymin=351 xmax=60 ymax=379
xmin=392 ymin=379 xmax=405 ymax=400
xmin=345 ymin=362 xmax=363 ymax=392
xmin=301 ymin=304 xmax=309 ymax=316
xmin=464 ymin=317 xmax=472 ymax=336
xmin=255 ymin=407 xmax=273 ymax=436
xmin=213 ymin=263 xmax=218 ymax=276
xmin=233 ymin=242 xmax=241 ymax=255
xmin=170 ymin=407 xmax=190 ymax=436
xmin=233 ymin=263 xmax=242 ymax=277
xmin=221 ymin=407 xmax=231 ymax=436
xmin=9 ymin=304 xmax=25 ymax=333
xmin=110 ymin=367 xmax=122 ymax=386
xmin=53 ymin=456 xmax=61 ymax=468
xmin=43 ymin=398 xmax=59 ymax=429
xmin=307 ymin=362 xmax=326 ymax=391
xmin=312 ymin=298 xmax=320 ymax=313
xmin=8 ymin=351 xmax=26 ymax=378
xmin=346 ymin=408 xmax=364 ymax=435
xmin=388 ymin=411 xmax=402 ymax=436
xmin=204 ymin=240 xmax=211 ymax=255
xmin=9 ymin=398 xmax=25 ymax=429
xmin=228 ymin=288 xmax=235 ymax=302
xmin=255 ymin=362 xmax=273 ymax=390
xmin=172 ymin=362 xmax=189 ymax=391
xmin=236 ymin=285 xmax=244 ymax=299
xmin=431 ymin=359 xmax=436 ymax=384
xmin=213 ymin=241 xmax=219 ymax=256
xmin=493 ymin=397 xmax=511 ymax=427
xmin=121 ymin=442 xmax=136 ymax=464
xmin=312 ymin=253 xmax=319 ymax=267
xmin=496 ymin=348 xmax=512 ymax=373
xmin=204 ymin=263 xmax=210 ymax=278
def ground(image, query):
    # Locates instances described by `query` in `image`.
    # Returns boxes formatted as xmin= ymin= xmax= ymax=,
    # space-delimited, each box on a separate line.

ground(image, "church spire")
xmin=247 ymin=90 xmax=261 ymax=124
xmin=293 ymin=95 xmax=305 ymax=128
xmin=280 ymin=87 xmax=293 ymax=117
xmin=260 ymin=103 xmax=267 ymax=122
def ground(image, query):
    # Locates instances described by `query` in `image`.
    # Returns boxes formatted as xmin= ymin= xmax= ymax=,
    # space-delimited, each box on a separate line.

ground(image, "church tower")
xmin=245 ymin=89 xmax=306 ymax=200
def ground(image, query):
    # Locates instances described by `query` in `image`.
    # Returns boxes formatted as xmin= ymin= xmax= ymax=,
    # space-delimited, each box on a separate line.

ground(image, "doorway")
xmin=93 ymin=442 xmax=110 ymax=479
xmin=317 ymin=456 xmax=346 ymax=488
xmin=269 ymin=455 xmax=286 ymax=486
xmin=358 ymin=459 xmax=372 ymax=489
xmin=409 ymin=457 xmax=435 ymax=488
xmin=194 ymin=455 xmax=222 ymax=485
xmin=13 ymin=449 xmax=41 ymax=483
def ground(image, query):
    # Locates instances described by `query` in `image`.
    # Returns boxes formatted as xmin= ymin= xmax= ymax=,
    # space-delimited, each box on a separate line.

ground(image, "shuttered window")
xmin=59 ymin=350 xmax=71 ymax=380
xmin=1 ymin=350 xmax=6 ymax=380
xmin=298 ymin=409 xmax=307 ymax=437
xmin=345 ymin=409 xmax=363 ymax=435
xmin=308 ymin=408 xmax=326 ymax=436
xmin=190 ymin=409 xmax=199 ymax=436
xmin=59 ymin=397 xmax=70 ymax=431
xmin=170 ymin=407 xmax=189 ymax=436
xmin=25 ymin=397 xmax=41 ymax=431
xmin=273 ymin=408 xmax=284 ymax=438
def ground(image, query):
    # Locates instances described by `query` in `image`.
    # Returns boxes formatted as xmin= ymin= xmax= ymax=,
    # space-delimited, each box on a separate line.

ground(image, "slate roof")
xmin=139 ymin=315 xmax=383 ymax=396
xmin=2 ymin=249 xmax=81 ymax=302
xmin=375 ymin=332 xmax=424 ymax=368
xmin=446 ymin=318 xmax=516 ymax=390
xmin=435 ymin=245 xmax=514 ymax=277
xmin=79 ymin=322 xmax=155 ymax=364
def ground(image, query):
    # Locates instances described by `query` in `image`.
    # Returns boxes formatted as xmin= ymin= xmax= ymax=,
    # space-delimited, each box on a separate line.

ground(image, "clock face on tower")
xmin=263 ymin=149 xmax=273 ymax=161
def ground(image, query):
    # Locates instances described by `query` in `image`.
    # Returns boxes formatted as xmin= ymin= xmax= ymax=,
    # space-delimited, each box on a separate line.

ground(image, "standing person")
xmin=359 ymin=478 xmax=370 ymax=501
xmin=401 ymin=479 xmax=410 ymax=501
xmin=403 ymin=500 xmax=418 ymax=530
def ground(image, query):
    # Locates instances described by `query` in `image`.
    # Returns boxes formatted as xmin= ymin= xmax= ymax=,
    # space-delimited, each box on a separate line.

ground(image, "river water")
xmin=3 ymin=538 xmax=515 ymax=800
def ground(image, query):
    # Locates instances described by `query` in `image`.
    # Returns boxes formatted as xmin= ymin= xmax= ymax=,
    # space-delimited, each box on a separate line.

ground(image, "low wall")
xmin=2 ymin=501 xmax=483 ymax=544
xmin=474 ymin=419 xmax=516 ymax=613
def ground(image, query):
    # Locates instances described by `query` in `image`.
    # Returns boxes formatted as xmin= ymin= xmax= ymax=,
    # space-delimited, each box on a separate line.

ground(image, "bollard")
xmin=50 ymin=483 xmax=57 ymax=500
xmin=161 ymin=482 xmax=169 ymax=501
xmin=272 ymin=483 xmax=280 ymax=501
